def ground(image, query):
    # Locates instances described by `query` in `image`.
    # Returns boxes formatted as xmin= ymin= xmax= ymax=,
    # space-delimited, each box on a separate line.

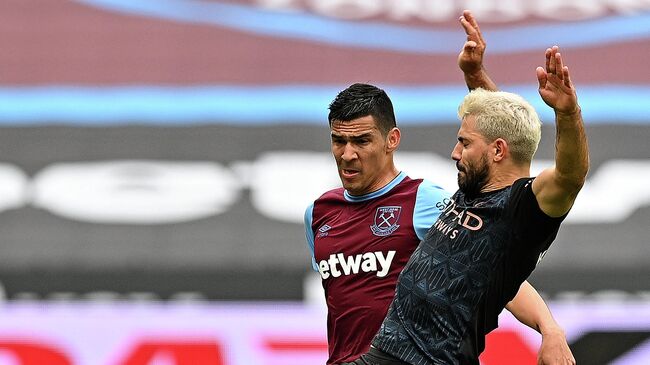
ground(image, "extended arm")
xmin=532 ymin=46 xmax=590 ymax=217
xmin=458 ymin=10 xmax=497 ymax=91
xmin=506 ymin=281 xmax=576 ymax=365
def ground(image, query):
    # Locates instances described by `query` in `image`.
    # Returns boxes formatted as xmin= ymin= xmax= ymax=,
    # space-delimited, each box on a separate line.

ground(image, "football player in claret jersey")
xmin=304 ymin=10 xmax=574 ymax=365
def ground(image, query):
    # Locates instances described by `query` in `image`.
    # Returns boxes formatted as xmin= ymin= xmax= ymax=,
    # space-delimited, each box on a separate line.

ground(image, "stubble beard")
xmin=457 ymin=155 xmax=490 ymax=198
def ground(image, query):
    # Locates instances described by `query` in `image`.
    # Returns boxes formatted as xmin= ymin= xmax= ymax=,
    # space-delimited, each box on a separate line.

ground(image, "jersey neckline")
xmin=344 ymin=171 xmax=407 ymax=202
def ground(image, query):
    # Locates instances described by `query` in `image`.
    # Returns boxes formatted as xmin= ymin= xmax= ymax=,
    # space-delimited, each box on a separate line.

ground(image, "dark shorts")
xmin=341 ymin=346 xmax=409 ymax=365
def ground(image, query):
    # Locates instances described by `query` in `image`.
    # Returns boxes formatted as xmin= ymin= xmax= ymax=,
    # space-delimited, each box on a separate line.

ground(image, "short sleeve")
xmin=413 ymin=180 xmax=452 ymax=241
xmin=508 ymin=178 xmax=566 ymax=274
xmin=304 ymin=202 xmax=318 ymax=271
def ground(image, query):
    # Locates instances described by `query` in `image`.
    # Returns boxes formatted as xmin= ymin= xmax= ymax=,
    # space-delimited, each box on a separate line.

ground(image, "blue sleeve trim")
xmin=413 ymin=180 xmax=452 ymax=240
xmin=304 ymin=202 xmax=318 ymax=271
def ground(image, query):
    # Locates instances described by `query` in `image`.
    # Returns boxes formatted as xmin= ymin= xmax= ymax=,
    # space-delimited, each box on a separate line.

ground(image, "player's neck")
xmin=380 ymin=166 xmax=400 ymax=187
xmin=481 ymin=164 xmax=530 ymax=193
xmin=372 ymin=166 xmax=401 ymax=193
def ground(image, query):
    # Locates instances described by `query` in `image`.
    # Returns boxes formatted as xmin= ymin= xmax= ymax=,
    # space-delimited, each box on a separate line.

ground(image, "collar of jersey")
xmin=344 ymin=171 xmax=406 ymax=202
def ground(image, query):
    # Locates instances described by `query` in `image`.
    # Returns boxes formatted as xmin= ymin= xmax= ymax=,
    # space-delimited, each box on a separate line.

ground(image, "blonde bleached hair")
xmin=458 ymin=88 xmax=542 ymax=164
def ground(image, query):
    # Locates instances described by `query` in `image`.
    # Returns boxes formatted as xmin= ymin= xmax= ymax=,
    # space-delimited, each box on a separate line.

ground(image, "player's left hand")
xmin=537 ymin=328 xmax=576 ymax=365
xmin=536 ymin=46 xmax=580 ymax=115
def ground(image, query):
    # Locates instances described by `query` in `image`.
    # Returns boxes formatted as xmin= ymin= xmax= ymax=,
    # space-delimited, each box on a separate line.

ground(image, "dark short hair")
xmin=328 ymin=83 xmax=397 ymax=135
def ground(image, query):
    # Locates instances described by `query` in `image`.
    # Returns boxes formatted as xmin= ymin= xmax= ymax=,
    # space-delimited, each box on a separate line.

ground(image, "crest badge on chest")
xmin=371 ymin=206 xmax=402 ymax=237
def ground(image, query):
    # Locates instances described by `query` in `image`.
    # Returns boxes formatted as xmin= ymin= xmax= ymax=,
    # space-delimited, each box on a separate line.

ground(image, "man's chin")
xmin=342 ymin=182 xmax=357 ymax=193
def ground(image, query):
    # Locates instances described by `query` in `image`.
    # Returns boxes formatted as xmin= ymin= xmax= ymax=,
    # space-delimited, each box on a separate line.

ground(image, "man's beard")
xmin=457 ymin=155 xmax=490 ymax=198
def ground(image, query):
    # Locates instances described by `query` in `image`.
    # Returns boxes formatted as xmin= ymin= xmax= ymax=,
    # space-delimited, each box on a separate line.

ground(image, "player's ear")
xmin=493 ymin=138 xmax=508 ymax=162
xmin=386 ymin=127 xmax=401 ymax=152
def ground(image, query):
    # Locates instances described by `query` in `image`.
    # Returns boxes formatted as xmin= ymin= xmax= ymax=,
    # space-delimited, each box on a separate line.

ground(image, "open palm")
xmin=537 ymin=47 xmax=579 ymax=115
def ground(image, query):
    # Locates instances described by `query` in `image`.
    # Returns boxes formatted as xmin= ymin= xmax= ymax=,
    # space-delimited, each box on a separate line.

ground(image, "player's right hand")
xmin=458 ymin=9 xmax=487 ymax=75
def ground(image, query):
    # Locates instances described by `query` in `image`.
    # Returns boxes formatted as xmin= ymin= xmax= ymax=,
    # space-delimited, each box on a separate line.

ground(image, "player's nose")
xmin=451 ymin=142 xmax=462 ymax=161
xmin=341 ymin=143 xmax=358 ymax=161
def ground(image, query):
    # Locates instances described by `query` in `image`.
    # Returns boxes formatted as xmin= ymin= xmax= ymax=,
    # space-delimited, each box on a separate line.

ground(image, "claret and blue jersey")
xmin=304 ymin=171 xmax=450 ymax=365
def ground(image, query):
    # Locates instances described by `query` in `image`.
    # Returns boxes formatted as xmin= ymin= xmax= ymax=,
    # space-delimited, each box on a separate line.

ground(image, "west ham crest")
xmin=371 ymin=206 xmax=402 ymax=237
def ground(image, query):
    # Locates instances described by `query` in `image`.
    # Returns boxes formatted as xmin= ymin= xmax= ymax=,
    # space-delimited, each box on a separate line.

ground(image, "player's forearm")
xmin=506 ymin=281 xmax=559 ymax=334
xmin=464 ymin=68 xmax=497 ymax=91
xmin=553 ymin=107 xmax=589 ymax=191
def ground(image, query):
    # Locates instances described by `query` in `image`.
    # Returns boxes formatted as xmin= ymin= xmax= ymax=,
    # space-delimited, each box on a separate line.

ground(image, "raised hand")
xmin=458 ymin=9 xmax=487 ymax=75
xmin=536 ymin=46 xmax=579 ymax=115
xmin=458 ymin=10 xmax=497 ymax=91
xmin=532 ymin=46 xmax=588 ymax=218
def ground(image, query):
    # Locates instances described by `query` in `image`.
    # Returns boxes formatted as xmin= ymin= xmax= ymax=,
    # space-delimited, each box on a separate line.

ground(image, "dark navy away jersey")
xmin=372 ymin=178 xmax=565 ymax=365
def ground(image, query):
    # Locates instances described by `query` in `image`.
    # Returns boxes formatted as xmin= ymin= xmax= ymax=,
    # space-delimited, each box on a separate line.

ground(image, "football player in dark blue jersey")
xmin=359 ymin=46 xmax=586 ymax=365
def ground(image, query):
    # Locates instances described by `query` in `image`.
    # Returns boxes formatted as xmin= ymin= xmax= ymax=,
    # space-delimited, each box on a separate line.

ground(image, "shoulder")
xmin=313 ymin=187 xmax=346 ymax=205
xmin=319 ymin=186 xmax=346 ymax=199
xmin=416 ymin=179 xmax=452 ymax=202
xmin=507 ymin=177 xmax=566 ymax=223
xmin=507 ymin=177 xmax=536 ymax=206
xmin=512 ymin=177 xmax=534 ymax=192
xmin=411 ymin=179 xmax=452 ymax=240
xmin=389 ymin=176 xmax=450 ymax=198
xmin=308 ymin=187 xmax=346 ymax=220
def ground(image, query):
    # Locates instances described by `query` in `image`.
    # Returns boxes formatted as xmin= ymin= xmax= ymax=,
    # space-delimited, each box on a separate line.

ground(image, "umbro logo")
xmin=317 ymin=224 xmax=332 ymax=237
xmin=318 ymin=224 xmax=331 ymax=233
